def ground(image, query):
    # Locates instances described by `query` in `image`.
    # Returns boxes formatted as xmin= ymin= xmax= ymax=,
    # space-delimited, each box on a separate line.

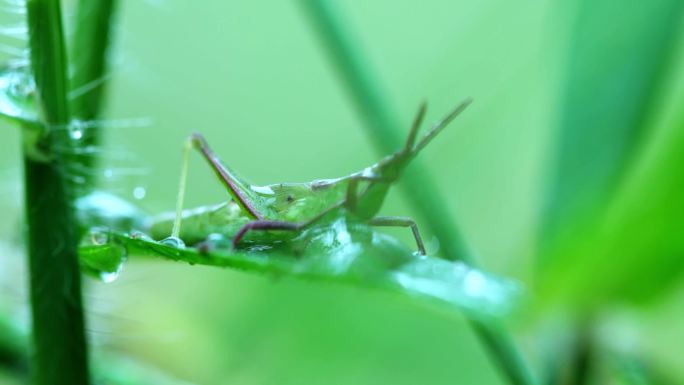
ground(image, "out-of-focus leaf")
xmin=539 ymin=0 xmax=684 ymax=307
xmin=81 ymin=217 xmax=522 ymax=320
xmin=603 ymin=352 xmax=679 ymax=385
xmin=589 ymin=102 xmax=684 ymax=303
xmin=540 ymin=81 xmax=684 ymax=307
xmin=542 ymin=1 xmax=684 ymax=247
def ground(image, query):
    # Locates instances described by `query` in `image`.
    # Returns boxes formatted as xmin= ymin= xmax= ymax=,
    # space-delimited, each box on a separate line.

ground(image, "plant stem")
xmin=25 ymin=0 xmax=90 ymax=384
xmin=70 ymin=0 xmax=119 ymax=190
xmin=299 ymin=1 xmax=536 ymax=384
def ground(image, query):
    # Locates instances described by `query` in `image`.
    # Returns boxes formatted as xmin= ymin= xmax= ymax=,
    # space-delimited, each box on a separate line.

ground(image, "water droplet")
xmin=7 ymin=70 xmax=34 ymax=99
xmin=245 ymin=244 xmax=273 ymax=252
xmin=463 ymin=270 xmax=487 ymax=297
xmin=100 ymin=256 xmax=125 ymax=283
xmin=206 ymin=233 xmax=225 ymax=242
xmin=132 ymin=186 xmax=146 ymax=200
xmin=250 ymin=185 xmax=274 ymax=195
xmin=204 ymin=233 xmax=229 ymax=247
xmin=130 ymin=230 xmax=154 ymax=242
xmin=0 ymin=66 xmax=37 ymax=124
xmin=160 ymin=236 xmax=185 ymax=249
xmin=79 ymin=231 xmax=127 ymax=283
xmin=68 ymin=120 xmax=85 ymax=140
xmin=82 ymin=228 xmax=109 ymax=246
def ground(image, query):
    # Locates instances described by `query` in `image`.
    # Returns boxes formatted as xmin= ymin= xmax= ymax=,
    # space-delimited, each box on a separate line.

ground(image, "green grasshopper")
xmin=149 ymin=99 xmax=472 ymax=255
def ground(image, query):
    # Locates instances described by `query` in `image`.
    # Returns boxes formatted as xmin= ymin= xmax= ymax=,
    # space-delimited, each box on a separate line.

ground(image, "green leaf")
xmin=540 ymin=82 xmax=684 ymax=308
xmin=539 ymin=0 xmax=684 ymax=307
xmin=606 ymin=353 xmax=678 ymax=385
xmin=542 ymin=1 xmax=684 ymax=249
xmin=599 ymin=106 xmax=684 ymax=302
xmin=81 ymin=219 xmax=522 ymax=320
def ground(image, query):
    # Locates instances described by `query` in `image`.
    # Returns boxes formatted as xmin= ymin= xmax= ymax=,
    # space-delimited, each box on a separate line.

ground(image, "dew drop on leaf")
xmin=130 ymin=230 xmax=154 ymax=242
xmin=160 ymin=236 xmax=185 ymax=249
xmin=79 ymin=228 xmax=128 ymax=283
xmin=99 ymin=256 xmax=125 ymax=283
xmin=132 ymin=186 xmax=146 ymax=200
xmin=84 ymin=228 xmax=109 ymax=246
xmin=68 ymin=120 xmax=85 ymax=140
xmin=0 ymin=66 xmax=37 ymax=124
xmin=200 ymin=233 xmax=232 ymax=250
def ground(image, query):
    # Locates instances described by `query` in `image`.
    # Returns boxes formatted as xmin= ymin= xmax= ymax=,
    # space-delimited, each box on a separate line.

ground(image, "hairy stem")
xmin=70 ymin=0 xmax=119 ymax=191
xmin=25 ymin=0 xmax=90 ymax=384
xmin=299 ymin=1 xmax=536 ymax=384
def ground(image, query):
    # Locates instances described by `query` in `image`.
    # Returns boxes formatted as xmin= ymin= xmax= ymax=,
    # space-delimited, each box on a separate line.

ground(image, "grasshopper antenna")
xmin=412 ymin=98 xmax=472 ymax=155
xmin=171 ymin=138 xmax=193 ymax=238
xmin=403 ymin=102 xmax=427 ymax=153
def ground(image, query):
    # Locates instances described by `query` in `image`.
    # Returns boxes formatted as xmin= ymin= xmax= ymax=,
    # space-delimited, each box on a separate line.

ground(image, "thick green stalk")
xmin=25 ymin=0 xmax=90 ymax=384
xmin=299 ymin=1 xmax=536 ymax=385
xmin=69 ymin=0 xmax=119 ymax=189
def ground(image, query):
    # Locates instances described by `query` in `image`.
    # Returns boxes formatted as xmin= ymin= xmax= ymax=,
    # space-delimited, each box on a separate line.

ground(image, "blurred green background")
xmin=1 ymin=0 xmax=684 ymax=384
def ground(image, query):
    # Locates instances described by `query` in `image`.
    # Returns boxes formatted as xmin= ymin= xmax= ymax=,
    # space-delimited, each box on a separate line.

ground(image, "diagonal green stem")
xmin=24 ymin=0 xmax=90 ymax=384
xmin=299 ymin=1 xmax=537 ymax=384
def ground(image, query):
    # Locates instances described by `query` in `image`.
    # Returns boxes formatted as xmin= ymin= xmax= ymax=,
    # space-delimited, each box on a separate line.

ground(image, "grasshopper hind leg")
xmin=368 ymin=216 xmax=426 ymax=255
xmin=190 ymin=132 xmax=264 ymax=220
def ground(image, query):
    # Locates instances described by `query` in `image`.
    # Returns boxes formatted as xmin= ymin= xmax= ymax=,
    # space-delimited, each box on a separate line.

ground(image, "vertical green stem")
xmin=70 ymin=0 xmax=119 ymax=191
xmin=25 ymin=0 xmax=90 ymax=384
xmin=299 ymin=1 xmax=536 ymax=384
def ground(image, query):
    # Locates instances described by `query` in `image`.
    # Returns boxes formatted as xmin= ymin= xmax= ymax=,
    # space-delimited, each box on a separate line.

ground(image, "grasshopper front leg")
xmin=368 ymin=216 xmax=426 ymax=255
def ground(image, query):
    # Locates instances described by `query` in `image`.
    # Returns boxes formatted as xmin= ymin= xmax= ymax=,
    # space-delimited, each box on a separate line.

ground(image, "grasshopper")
xmin=149 ymin=99 xmax=472 ymax=255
